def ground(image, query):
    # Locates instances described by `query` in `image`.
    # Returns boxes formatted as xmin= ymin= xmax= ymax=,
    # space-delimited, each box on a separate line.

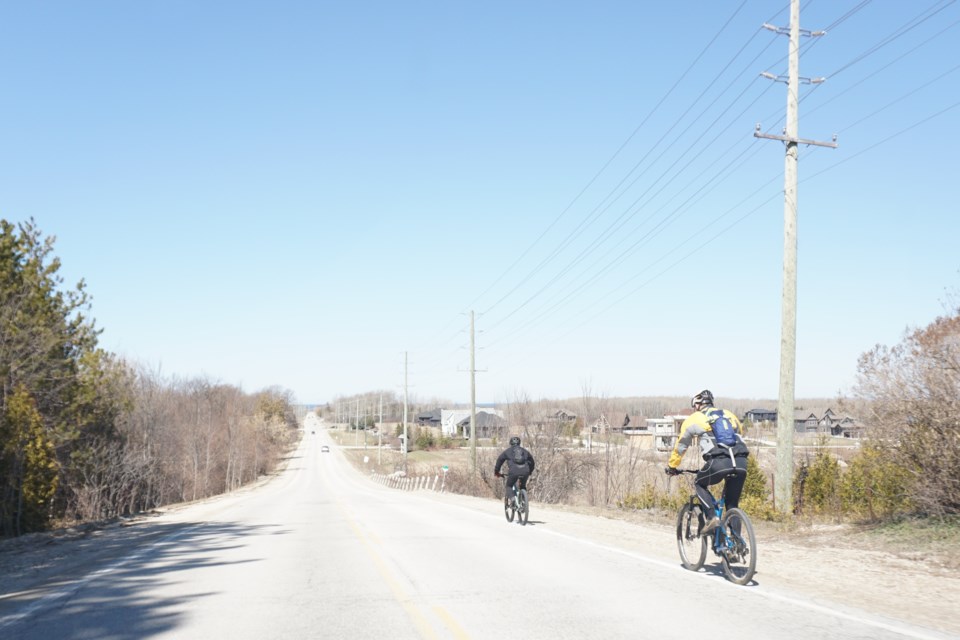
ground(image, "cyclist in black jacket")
xmin=494 ymin=436 xmax=535 ymax=505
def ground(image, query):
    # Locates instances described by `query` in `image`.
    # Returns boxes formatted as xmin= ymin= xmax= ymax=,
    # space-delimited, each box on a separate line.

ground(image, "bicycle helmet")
xmin=691 ymin=389 xmax=714 ymax=410
xmin=509 ymin=436 xmax=521 ymax=446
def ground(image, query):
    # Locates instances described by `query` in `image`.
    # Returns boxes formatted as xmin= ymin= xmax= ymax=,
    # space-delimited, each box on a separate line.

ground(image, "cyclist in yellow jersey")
xmin=665 ymin=390 xmax=750 ymax=534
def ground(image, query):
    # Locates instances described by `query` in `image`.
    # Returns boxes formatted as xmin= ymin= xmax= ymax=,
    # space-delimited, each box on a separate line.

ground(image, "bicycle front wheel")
xmin=676 ymin=502 xmax=707 ymax=571
xmin=504 ymin=495 xmax=515 ymax=522
xmin=517 ymin=490 xmax=529 ymax=525
xmin=720 ymin=508 xmax=757 ymax=585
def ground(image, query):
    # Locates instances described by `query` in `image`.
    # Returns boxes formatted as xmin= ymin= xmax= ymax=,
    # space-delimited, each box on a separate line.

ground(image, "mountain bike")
xmin=675 ymin=470 xmax=756 ymax=585
xmin=501 ymin=476 xmax=529 ymax=525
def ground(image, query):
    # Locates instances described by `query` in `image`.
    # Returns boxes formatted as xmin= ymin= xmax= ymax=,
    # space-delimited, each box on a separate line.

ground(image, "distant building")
xmin=589 ymin=414 xmax=610 ymax=434
xmin=743 ymin=408 xmax=777 ymax=424
xmin=441 ymin=408 xmax=505 ymax=438
xmin=645 ymin=414 xmax=687 ymax=451
xmin=742 ymin=406 xmax=860 ymax=437
xmin=416 ymin=409 xmax=442 ymax=427
xmin=456 ymin=411 xmax=507 ymax=439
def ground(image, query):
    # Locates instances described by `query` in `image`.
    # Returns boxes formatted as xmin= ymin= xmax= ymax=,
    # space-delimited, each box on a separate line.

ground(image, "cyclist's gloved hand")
xmin=665 ymin=466 xmax=680 ymax=476
xmin=494 ymin=472 xmax=502 ymax=478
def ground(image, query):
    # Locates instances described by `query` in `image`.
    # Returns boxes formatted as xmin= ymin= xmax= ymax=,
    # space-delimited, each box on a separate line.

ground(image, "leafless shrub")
xmin=854 ymin=310 xmax=960 ymax=516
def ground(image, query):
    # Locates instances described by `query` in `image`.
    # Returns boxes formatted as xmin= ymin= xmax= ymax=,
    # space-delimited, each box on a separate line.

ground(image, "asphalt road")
xmin=0 ymin=428 xmax=954 ymax=640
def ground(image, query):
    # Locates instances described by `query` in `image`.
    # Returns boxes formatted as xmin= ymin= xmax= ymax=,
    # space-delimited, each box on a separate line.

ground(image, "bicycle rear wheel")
xmin=504 ymin=494 xmax=515 ymax=522
xmin=676 ymin=502 xmax=707 ymax=571
xmin=720 ymin=508 xmax=757 ymax=585
xmin=517 ymin=489 xmax=529 ymax=525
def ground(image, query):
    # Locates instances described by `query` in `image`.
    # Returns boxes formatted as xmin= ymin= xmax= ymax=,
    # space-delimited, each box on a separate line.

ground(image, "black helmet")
xmin=691 ymin=390 xmax=714 ymax=410
xmin=509 ymin=436 xmax=521 ymax=446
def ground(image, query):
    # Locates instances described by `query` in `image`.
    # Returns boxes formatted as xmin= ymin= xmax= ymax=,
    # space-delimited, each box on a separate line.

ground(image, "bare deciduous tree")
xmin=854 ymin=310 xmax=960 ymax=515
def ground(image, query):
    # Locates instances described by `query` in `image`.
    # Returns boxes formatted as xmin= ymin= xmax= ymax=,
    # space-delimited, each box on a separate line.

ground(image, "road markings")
xmin=532 ymin=523 xmax=953 ymax=640
xmin=338 ymin=499 xmax=471 ymax=640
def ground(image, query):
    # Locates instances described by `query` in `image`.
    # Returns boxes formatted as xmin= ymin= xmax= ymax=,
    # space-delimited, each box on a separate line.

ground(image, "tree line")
xmin=0 ymin=219 xmax=298 ymax=537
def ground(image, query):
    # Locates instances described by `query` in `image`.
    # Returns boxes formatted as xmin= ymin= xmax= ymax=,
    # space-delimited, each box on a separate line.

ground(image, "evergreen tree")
xmin=0 ymin=219 xmax=102 ymax=534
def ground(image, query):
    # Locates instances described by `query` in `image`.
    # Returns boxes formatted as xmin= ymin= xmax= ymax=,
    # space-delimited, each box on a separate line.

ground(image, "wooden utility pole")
xmin=378 ymin=393 xmax=383 ymax=465
xmin=403 ymin=351 xmax=409 ymax=474
xmin=469 ymin=310 xmax=477 ymax=471
xmin=755 ymin=0 xmax=835 ymax=514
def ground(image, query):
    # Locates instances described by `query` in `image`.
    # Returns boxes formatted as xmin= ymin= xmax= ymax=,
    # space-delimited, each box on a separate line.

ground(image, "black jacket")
xmin=494 ymin=445 xmax=535 ymax=476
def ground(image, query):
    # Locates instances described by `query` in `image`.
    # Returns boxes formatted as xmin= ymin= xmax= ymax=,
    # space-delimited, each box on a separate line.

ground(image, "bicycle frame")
xmin=675 ymin=470 xmax=756 ymax=585
xmin=709 ymin=498 xmax=727 ymax=555
xmin=681 ymin=494 xmax=727 ymax=554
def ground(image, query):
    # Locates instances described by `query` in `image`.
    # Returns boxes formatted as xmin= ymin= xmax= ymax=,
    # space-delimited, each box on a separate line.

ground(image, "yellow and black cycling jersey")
xmin=667 ymin=408 xmax=743 ymax=469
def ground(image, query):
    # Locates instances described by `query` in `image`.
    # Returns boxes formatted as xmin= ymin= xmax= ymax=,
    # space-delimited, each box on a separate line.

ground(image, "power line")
xmin=418 ymin=3 xmax=958 ymax=396
xmin=484 ymin=79 xmax=777 ymax=336
xmin=485 ymin=138 xmax=768 ymax=351
xmin=481 ymin=41 xmax=786 ymax=329
xmin=838 ymin=62 xmax=960 ymax=132
xmin=490 ymin=179 xmax=785 ymax=372
xmin=803 ymin=14 xmax=960 ymax=119
xmin=478 ymin=5 xmax=905 ymax=336
xmin=414 ymin=2 xmax=763 ymax=368
xmin=756 ymin=0 xmax=956 ymax=137
xmin=475 ymin=2 xmax=759 ymax=318
xmin=805 ymin=98 xmax=960 ymax=181
xmin=489 ymin=94 xmax=960 ymax=372
xmin=486 ymin=2 xmax=954 ymax=349
xmin=823 ymin=0 xmax=874 ymax=32
xmin=825 ymin=0 xmax=956 ymax=78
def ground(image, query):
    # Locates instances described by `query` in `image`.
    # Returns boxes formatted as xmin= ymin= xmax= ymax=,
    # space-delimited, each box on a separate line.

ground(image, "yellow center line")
xmin=432 ymin=605 xmax=472 ymax=640
xmin=338 ymin=499 xmax=471 ymax=640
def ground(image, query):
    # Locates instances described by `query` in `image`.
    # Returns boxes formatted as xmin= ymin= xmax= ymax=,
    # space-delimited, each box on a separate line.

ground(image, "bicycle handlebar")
xmin=666 ymin=467 xmax=698 ymax=475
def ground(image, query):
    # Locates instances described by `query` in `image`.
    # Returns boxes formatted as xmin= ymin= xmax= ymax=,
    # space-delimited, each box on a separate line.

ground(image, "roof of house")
xmin=456 ymin=411 xmax=506 ymax=428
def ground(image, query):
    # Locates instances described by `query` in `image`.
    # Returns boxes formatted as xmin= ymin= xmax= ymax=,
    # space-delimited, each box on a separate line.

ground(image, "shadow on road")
xmin=697 ymin=561 xmax=760 ymax=587
xmin=0 ymin=520 xmax=289 ymax=639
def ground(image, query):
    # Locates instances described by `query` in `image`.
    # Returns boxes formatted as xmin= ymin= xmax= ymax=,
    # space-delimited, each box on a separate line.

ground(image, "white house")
xmin=645 ymin=414 xmax=687 ymax=451
xmin=440 ymin=408 xmax=504 ymax=437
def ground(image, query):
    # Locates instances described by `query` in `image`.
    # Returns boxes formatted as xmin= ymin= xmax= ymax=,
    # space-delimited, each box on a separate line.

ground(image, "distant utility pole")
xmin=469 ymin=310 xmax=477 ymax=471
xmin=378 ymin=393 xmax=383 ymax=466
xmin=403 ymin=351 xmax=409 ymax=474
xmin=755 ymin=0 xmax=836 ymax=514
xmin=355 ymin=399 xmax=360 ymax=447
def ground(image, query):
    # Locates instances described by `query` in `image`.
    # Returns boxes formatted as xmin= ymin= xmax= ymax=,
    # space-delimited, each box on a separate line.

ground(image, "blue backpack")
xmin=707 ymin=409 xmax=738 ymax=447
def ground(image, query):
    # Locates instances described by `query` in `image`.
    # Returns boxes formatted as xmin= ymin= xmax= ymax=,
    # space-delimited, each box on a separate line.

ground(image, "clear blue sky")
xmin=1 ymin=1 xmax=957 ymax=405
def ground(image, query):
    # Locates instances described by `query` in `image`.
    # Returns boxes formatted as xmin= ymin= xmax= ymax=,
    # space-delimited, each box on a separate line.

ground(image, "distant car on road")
xmin=321 ymin=445 xmax=330 ymax=453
